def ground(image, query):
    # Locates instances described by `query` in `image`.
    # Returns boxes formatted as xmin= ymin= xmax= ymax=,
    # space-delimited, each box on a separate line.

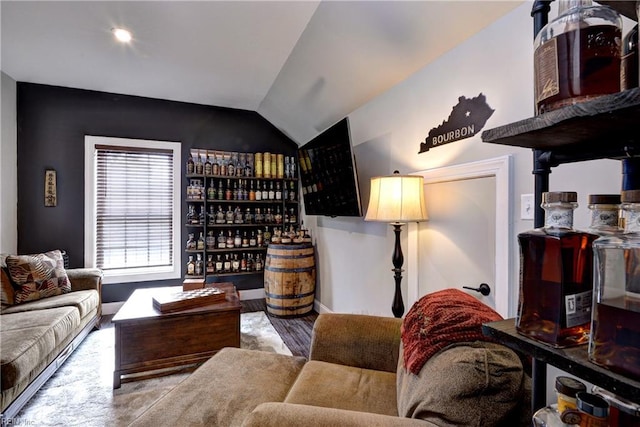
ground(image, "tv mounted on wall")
xmin=297 ymin=117 xmax=363 ymax=217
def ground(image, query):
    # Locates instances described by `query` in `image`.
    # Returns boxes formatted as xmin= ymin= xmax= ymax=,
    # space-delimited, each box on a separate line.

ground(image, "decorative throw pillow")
xmin=6 ymin=250 xmax=71 ymax=304
xmin=1 ymin=267 xmax=15 ymax=307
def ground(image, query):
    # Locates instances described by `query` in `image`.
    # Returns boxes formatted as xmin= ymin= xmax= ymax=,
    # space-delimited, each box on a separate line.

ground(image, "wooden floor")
xmin=241 ymin=298 xmax=318 ymax=358
xmin=103 ymin=298 xmax=318 ymax=359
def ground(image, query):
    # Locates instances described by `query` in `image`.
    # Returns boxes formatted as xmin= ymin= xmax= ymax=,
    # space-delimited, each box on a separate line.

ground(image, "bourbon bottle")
xmin=516 ymin=191 xmax=598 ymax=347
xmin=533 ymin=0 xmax=621 ymax=115
xmin=590 ymin=190 xmax=640 ymax=379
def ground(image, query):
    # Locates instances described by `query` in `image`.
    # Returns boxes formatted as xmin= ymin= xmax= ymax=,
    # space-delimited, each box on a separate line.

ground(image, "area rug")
xmin=15 ymin=311 xmax=291 ymax=426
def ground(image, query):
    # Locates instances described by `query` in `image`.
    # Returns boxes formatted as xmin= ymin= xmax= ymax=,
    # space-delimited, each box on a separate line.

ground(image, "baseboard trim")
xmin=314 ymin=300 xmax=332 ymax=314
xmin=238 ymin=288 xmax=265 ymax=301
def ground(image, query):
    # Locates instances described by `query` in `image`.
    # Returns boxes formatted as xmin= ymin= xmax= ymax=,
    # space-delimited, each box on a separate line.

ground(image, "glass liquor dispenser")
xmin=590 ymin=190 xmax=640 ymax=380
xmin=517 ymin=191 xmax=598 ymax=347
xmin=533 ymin=0 xmax=621 ymax=115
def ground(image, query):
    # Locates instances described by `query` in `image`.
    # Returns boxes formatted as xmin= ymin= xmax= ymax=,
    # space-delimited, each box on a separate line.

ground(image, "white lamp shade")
xmin=365 ymin=174 xmax=428 ymax=222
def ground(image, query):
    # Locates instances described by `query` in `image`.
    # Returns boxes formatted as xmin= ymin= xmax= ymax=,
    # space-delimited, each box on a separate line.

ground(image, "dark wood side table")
xmin=482 ymin=319 xmax=640 ymax=414
xmin=112 ymin=282 xmax=241 ymax=388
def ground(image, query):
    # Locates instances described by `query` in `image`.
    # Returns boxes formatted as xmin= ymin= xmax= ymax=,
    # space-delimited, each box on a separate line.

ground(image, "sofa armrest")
xmin=66 ymin=268 xmax=103 ymax=293
xmin=309 ymin=313 xmax=402 ymax=373
xmin=243 ymin=403 xmax=436 ymax=427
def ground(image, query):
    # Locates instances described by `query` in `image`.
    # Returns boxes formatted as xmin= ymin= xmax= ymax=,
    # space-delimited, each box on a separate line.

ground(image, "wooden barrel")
xmin=264 ymin=243 xmax=316 ymax=317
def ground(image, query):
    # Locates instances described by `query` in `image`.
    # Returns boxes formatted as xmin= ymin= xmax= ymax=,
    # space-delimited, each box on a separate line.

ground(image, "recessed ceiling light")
xmin=112 ymin=28 xmax=132 ymax=43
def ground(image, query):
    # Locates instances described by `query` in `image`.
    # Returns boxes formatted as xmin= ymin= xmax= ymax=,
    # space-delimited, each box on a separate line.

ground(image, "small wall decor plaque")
xmin=45 ymin=169 xmax=57 ymax=207
xmin=419 ymin=93 xmax=494 ymax=153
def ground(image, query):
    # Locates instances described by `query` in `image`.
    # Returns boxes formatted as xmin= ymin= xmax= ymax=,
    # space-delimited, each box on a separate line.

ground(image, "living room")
xmin=2 ymin=1 xmax=639 ymax=426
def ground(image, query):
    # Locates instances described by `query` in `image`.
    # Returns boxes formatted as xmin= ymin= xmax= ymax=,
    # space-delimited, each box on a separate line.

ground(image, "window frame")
xmin=84 ymin=136 xmax=182 ymax=284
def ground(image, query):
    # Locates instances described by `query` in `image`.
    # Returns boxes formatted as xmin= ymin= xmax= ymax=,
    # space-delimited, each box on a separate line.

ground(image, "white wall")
xmin=308 ymin=3 xmax=623 ymax=317
xmin=1 ymin=71 xmax=18 ymax=254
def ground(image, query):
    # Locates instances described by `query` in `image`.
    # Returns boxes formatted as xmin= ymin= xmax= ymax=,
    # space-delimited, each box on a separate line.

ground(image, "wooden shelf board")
xmin=483 ymin=319 xmax=640 ymax=403
xmin=481 ymin=88 xmax=640 ymax=151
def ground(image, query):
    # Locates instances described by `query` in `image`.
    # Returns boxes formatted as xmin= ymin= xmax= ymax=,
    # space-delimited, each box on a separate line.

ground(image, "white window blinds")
xmin=95 ymin=145 xmax=174 ymax=271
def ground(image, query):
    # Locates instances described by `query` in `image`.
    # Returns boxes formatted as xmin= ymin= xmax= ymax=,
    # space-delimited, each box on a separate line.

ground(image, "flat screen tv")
xmin=297 ymin=117 xmax=363 ymax=217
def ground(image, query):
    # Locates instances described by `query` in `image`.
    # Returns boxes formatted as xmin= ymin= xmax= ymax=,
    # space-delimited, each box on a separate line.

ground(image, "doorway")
xmin=408 ymin=156 xmax=512 ymax=316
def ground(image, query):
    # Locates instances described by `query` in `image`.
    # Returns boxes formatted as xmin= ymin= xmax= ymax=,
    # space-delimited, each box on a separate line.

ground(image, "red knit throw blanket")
xmin=401 ymin=288 xmax=503 ymax=375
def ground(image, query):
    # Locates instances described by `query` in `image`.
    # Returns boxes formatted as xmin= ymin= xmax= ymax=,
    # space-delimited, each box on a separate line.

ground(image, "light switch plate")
xmin=521 ymin=193 xmax=534 ymax=220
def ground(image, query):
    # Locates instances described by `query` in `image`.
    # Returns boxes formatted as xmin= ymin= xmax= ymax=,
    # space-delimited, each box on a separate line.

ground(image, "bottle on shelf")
xmin=516 ymin=191 xmax=598 ymax=347
xmin=204 ymin=155 xmax=212 ymax=176
xmin=225 ymin=206 xmax=234 ymax=224
xmin=186 ymin=255 xmax=195 ymax=276
xmin=587 ymin=194 xmax=621 ymax=236
xmin=195 ymin=154 xmax=203 ymax=175
xmin=225 ymin=179 xmax=232 ymax=201
xmin=532 ymin=376 xmax=587 ymax=427
xmin=223 ymin=254 xmax=231 ymax=272
xmin=590 ymin=189 xmax=640 ymax=380
xmin=197 ymin=232 xmax=205 ymax=250
xmin=215 ymin=254 xmax=223 ymax=272
xmin=261 ymin=181 xmax=269 ymax=200
xmin=217 ymin=230 xmax=226 ymax=249
xmin=217 ymin=180 xmax=224 ymax=200
xmin=264 ymin=152 xmax=271 ymax=178
xmin=249 ymin=181 xmax=256 ymax=201
xmin=621 ymin=24 xmax=639 ymax=91
xmin=186 ymin=233 xmax=196 ymax=250
xmin=234 ymin=229 xmax=242 ymax=248
xmin=206 ymin=231 xmax=215 ymax=250
xmin=187 ymin=153 xmax=195 ymax=175
xmin=206 ymin=254 xmax=215 ymax=274
xmin=249 ymin=230 xmax=257 ymax=247
xmin=226 ymin=230 xmax=234 ymax=249
xmin=533 ymin=0 xmax=622 ymax=115
xmin=255 ymin=253 xmax=263 ymax=271
xmin=255 ymin=181 xmax=262 ymax=201
xmin=231 ymin=254 xmax=240 ymax=272
xmin=195 ymin=253 xmax=203 ymax=276
xmin=212 ymin=153 xmax=220 ymax=176
xmin=215 ymin=206 xmax=225 ymax=224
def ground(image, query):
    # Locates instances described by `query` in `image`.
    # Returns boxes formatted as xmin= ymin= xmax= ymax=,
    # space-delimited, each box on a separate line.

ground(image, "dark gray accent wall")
xmin=16 ymin=83 xmax=297 ymax=302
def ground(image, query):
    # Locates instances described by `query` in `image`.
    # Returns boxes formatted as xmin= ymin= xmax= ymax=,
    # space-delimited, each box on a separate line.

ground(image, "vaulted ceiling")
xmin=1 ymin=1 xmax=523 ymax=144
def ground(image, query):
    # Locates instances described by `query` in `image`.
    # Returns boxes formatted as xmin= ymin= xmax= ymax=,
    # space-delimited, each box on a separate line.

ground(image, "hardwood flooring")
xmin=241 ymin=298 xmax=318 ymax=359
xmin=103 ymin=298 xmax=318 ymax=359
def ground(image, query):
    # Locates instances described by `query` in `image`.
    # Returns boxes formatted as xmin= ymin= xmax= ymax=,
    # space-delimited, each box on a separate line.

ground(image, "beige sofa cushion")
xmin=1 ymin=290 xmax=99 ymax=319
xmin=1 ymin=306 xmax=80 ymax=391
xmin=285 ymin=360 xmax=398 ymax=416
xmin=397 ymin=341 xmax=525 ymax=427
xmin=130 ymin=347 xmax=306 ymax=427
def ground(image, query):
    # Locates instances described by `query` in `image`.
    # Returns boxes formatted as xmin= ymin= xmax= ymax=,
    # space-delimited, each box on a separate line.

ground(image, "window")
xmin=85 ymin=136 xmax=181 ymax=284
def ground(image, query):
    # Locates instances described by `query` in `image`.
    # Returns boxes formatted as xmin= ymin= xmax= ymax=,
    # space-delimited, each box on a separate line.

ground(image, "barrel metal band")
xmin=266 ymin=301 xmax=314 ymax=311
xmin=265 ymin=290 xmax=315 ymax=299
xmin=267 ymin=253 xmax=314 ymax=260
xmin=265 ymin=266 xmax=315 ymax=273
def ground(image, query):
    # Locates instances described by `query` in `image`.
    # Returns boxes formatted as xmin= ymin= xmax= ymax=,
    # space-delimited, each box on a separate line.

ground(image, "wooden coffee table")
xmin=112 ymin=282 xmax=241 ymax=388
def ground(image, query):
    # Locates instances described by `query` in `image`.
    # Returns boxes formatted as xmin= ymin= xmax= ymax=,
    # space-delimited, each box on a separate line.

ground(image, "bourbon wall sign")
xmin=419 ymin=93 xmax=494 ymax=154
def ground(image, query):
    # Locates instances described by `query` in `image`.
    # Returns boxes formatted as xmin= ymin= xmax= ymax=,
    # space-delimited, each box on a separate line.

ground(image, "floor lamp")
xmin=365 ymin=171 xmax=428 ymax=318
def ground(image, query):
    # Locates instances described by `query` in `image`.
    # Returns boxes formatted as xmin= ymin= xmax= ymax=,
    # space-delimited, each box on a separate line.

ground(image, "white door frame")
xmin=408 ymin=155 xmax=512 ymax=317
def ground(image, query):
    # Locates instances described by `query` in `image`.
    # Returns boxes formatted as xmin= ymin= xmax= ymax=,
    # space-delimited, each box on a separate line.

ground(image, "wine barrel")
xmin=264 ymin=243 xmax=316 ymax=317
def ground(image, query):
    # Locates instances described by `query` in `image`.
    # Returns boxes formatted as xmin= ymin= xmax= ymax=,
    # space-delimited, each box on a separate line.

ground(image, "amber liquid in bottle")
xmin=536 ymin=24 xmax=621 ymax=114
xmin=518 ymin=229 xmax=597 ymax=347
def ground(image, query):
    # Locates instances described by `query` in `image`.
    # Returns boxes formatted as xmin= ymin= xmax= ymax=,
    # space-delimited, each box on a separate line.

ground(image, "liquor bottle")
xmin=186 ymin=233 xmax=196 ymax=250
xmin=231 ymin=254 xmax=240 ymax=272
xmin=217 ymin=180 xmax=224 ymax=200
xmin=255 ymin=153 xmax=263 ymax=178
xmin=245 ymin=153 xmax=253 ymax=177
xmin=234 ymin=229 xmax=242 ymax=248
xmin=245 ymin=207 xmax=253 ymax=224
xmin=220 ymin=155 xmax=227 ymax=177
xmin=289 ymin=207 xmax=297 ymax=224
xmin=217 ymin=230 xmax=226 ymax=249
xmin=234 ymin=206 xmax=243 ymax=224
xmin=195 ymin=253 xmax=203 ymax=276
xmin=255 ymin=208 xmax=263 ymax=224
xmin=207 ymin=179 xmax=216 ymax=200
xmin=212 ymin=154 xmax=220 ymax=176
xmin=587 ymin=194 xmax=621 ymax=236
xmin=264 ymin=152 xmax=271 ymax=178
xmin=247 ymin=253 xmax=254 ymax=271
xmin=216 ymin=206 xmax=225 ymax=224
xmin=187 ymin=153 xmax=195 ymax=175
xmin=228 ymin=155 xmax=236 ymax=177
xmin=204 ymin=155 xmax=212 ymax=176
xmin=225 ymin=179 xmax=232 ymax=201
xmin=263 ymin=226 xmax=272 ymax=246
xmin=268 ymin=182 xmax=275 ymax=200
xmin=187 ymin=205 xmax=196 ymax=224
xmin=206 ymin=231 xmax=215 ymax=250
xmin=226 ymin=230 xmax=234 ymax=248
xmin=223 ymin=254 xmax=231 ymax=272
xmin=249 ymin=230 xmax=257 ymax=247
xmin=265 ymin=208 xmax=273 ymax=224
xmin=285 ymin=156 xmax=290 ymax=179
xmin=197 ymin=232 xmax=205 ymax=250
xmin=289 ymin=181 xmax=296 ymax=201
xmin=516 ymin=191 xmax=598 ymax=347
xmin=187 ymin=255 xmax=195 ymax=275
xmin=242 ymin=231 xmax=249 ymax=248
xmin=249 ymin=181 xmax=256 ymax=201
xmin=225 ymin=206 xmax=234 ymax=224
xmin=621 ymin=24 xmax=639 ymax=90
xmin=206 ymin=254 xmax=215 ymax=274
xmin=533 ymin=0 xmax=621 ymax=115
xmin=590 ymin=189 xmax=640 ymax=380
xmin=233 ymin=181 xmax=239 ymax=200
xmin=255 ymin=181 xmax=262 ymax=201
xmin=255 ymin=254 xmax=263 ymax=271
xmin=240 ymin=253 xmax=247 ymax=271
xmin=215 ymin=254 xmax=223 ymax=273
xmin=199 ymin=206 xmax=205 ymax=225
xmin=275 ymin=206 xmax=283 ymax=225
xmin=195 ymin=154 xmax=204 ymax=175
xmin=208 ymin=205 xmax=215 ymax=225
xmin=290 ymin=156 xmax=296 ymax=179
xmin=262 ymin=182 xmax=269 ymax=200
xmin=275 ymin=182 xmax=282 ymax=200
xmin=243 ymin=180 xmax=249 ymax=200
xmin=257 ymin=229 xmax=263 ymax=247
